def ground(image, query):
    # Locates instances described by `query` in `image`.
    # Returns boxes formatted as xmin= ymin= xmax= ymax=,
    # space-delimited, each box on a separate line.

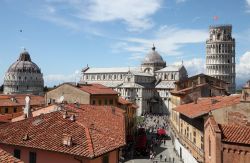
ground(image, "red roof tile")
xmin=118 ymin=97 xmax=132 ymax=105
xmin=0 ymin=148 xmax=23 ymax=163
xmin=77 ymin=84 xmax=118 ymax=95
xmin=0 ymin=94 xmax=45 ymax=107
xmin=0 ymin=112 xmax=23 ymax=123
xmin=219 ymin=124 xmax=250 ymax=145
xmin=173 ymin=95 xmax=241 ymax=118
xmin=0 ymin=104 xmax=126 ymax=158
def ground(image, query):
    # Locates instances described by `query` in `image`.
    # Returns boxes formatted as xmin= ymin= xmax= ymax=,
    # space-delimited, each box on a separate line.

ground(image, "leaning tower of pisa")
xmin=206 ymin=25 xmax=236 ymax=93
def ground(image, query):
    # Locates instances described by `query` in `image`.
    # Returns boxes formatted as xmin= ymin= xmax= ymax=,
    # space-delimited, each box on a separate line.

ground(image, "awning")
xmin=157 ymin=129 xmax=167 ymax=135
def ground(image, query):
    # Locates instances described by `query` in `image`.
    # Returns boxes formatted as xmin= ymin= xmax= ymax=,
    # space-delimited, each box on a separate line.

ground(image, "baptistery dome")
xmin=3 ymin=50 xmax=44 ymax=95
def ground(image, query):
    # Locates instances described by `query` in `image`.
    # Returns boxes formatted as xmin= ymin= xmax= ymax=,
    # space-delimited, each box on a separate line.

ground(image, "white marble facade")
xmin=3 ymin=50 xmax=44 ymax=95
xmin=206 ymin=25 xmax=236 ymax=93
xmin=81 ymin=46 xmax=188 ymax=116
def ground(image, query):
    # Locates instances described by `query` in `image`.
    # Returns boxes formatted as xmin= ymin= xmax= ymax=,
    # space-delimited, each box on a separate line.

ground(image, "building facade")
xmin=3 ymin=50 xmax=44 ymax=95
xmin=81 ymin=46 xmax=188 ymax=116
xmin=206 ymin=25 xmax=236 ymax=93
xmin=205 ymin=115 xmax=250 ymax=163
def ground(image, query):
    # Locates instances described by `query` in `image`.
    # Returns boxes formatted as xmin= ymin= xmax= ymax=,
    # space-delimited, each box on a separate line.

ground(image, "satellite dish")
xmin=58 ymin=95 xmax=64 ymax=103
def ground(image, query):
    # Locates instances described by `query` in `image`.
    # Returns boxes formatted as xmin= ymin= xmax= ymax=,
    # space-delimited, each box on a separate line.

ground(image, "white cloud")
xmin=115 ymin=26 xmax=208 ymax=56
xmin=174 ymin=58 xmax=205 ymax=76
xmin=246 ymin=0 xmax=250 ymax=12
xmin=33 ymin=0 xmax=162 ymax=32
xmin=81 ymin=0 xmax=162 ymax=31
xmin=236 ymin=51 xmax=250 ymax=86
xmin=247 ymin=0 xmax=250 ymax=6
xmin=44 ymin=70 xmax=81 ymax=86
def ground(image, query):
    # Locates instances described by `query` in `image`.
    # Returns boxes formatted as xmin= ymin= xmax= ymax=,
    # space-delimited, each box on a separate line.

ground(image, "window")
xmin=4 ymin=108 xmax=8 ymax=113
xmin=109 ymin=99 xmax=113 ymax=105
xmin=14 ymin=149 xmax=21 ymax=159
xmin=13 ymin=107 xmax=17 ymax=113
xmin=29 ymin=152 xmax=36 ymax=163
xmin=102 ymin=154 xmax=109 ymax=163
xmin=92 ymin=100 xmax=96 ymax=105
xmin=193 ymin=137 xmax=196 ymax=143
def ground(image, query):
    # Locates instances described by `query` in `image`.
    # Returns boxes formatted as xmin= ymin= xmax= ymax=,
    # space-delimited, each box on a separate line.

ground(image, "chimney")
xmin=111 ymin=106 xmax=115 ymax=114
xmin=90 ymin=123 xmax=95 ymax=129
xmin=63 ymin=111 xmax=68 ymax=119
xmin=62 ymin=134 xmax=73 ymax=147
xmin=74 ymin=102 xmax=80 ymax=108
xmin=23 ymin=134 xmax=29 ymax=141
xmin=194 ymin=97 xmax=198 ymax=104
xmin=24 ymin=96 xmax=32 ymax=118
xmin=69 ymin=115 xmax=75 ymax=122
xmin=211 ymin=99 xmax=218 ymax=104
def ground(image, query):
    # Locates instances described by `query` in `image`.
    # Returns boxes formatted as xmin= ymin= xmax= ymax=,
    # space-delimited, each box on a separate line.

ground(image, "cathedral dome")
xmin=142 ymin=46 xmax=165 ymax=64
xmin=3 ymin=50 xmax=44 ymax=95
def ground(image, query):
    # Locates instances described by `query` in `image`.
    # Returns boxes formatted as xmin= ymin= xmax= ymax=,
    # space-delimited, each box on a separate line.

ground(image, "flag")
xmin=213 ymin=16 xmax=219 ymax=21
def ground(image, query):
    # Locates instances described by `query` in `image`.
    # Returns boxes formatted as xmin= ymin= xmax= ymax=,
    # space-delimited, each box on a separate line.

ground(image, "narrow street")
xmin=124 ymin=114 xmax=182 ymax=163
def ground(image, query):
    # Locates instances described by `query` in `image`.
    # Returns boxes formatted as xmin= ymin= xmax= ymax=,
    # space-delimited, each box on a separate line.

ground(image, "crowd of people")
xmin=137 ymin=113 xmax=169 ymax=134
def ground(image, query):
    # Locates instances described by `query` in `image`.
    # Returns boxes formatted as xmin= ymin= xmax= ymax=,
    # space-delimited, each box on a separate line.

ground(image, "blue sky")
xmin=0 ymin=0 xmax=250 ymax=87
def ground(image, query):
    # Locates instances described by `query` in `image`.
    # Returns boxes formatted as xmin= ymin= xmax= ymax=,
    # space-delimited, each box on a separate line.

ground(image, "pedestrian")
xmin=173 ymin=157 xmax=175 ymax=163
xmin=164 ymin=155 xmax=167 ymax=162
xmin=160 ymin=154 xmax=162 ymax=161
xmin=164 ymin=139 xmax=166 ymax=145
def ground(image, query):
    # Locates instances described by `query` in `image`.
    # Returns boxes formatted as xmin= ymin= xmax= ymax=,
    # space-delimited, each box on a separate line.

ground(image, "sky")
xmin=0 ymin=0 xmax=250 ymax=88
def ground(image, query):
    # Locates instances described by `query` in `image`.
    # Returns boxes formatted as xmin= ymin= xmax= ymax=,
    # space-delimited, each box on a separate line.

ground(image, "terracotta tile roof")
xmin=171 ymin=83 xmax=208 ymax=95
xmin=219 ymin=124 xmax=250 ymax=145
xmin=118 ymin=97 xmax=132 ymax=105
xmin=0 ymin=112 xmax=23 ymax=123
xmin=0 ymin=104 xmax=126 ymax=158
xmin=77 ymin=84 xmax=118 ymax=95
xmin=171 ymin=83 xmax=227 ymax=96
xmin=0 ymin=94 xmax=45 ymax=107
xmin=118 ymin=97 xmax=138 ymax=109
xmin=175 ymin=73 xmax=229 ymax=84
xmin=0 ymin=148 xmax=23 ymax=163
xmin=173 ymin=95 xmax=241 ymax=118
